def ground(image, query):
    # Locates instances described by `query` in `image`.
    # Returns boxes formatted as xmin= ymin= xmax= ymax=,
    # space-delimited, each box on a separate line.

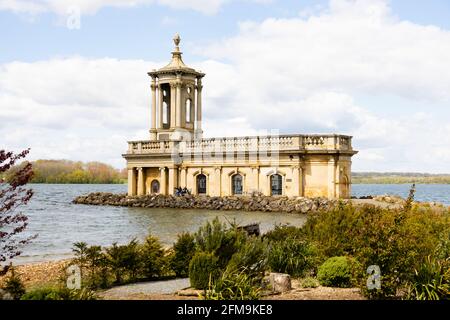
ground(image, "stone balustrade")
xmin=126 ymin=134 xmax=353 ymax=155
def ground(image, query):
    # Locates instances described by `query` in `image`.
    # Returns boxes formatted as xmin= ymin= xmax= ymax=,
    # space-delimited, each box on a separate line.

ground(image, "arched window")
xmin=232 ymin=174 xmax=243 ymax=195
xmin=151 ymin=179 xmax=160 ymax=194
xmin=270 ymin=174 xmax=282 ymax=196
xmin=186 ymin=99 xmax=192 ymax=123
xmin=196 ymin=174 xmax=206 ymax=194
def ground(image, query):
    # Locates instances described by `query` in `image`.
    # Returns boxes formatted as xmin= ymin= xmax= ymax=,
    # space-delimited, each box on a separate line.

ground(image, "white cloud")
xmin=1 ymin=0 xmax=450 ymax=172
xmin=0 ymin=0 xmax=268 ymax=15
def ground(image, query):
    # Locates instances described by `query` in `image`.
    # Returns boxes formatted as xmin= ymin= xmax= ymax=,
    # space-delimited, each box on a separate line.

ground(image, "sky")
xmin=0 ymin=0 xmax=449 ymax=173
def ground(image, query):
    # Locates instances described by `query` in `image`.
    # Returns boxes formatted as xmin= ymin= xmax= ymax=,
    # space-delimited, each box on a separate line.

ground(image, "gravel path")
xmin=98 ymin=278 xmax=191 ymax=299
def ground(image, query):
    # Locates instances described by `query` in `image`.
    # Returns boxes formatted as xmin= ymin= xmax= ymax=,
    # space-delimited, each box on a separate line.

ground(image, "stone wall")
xmin=73 ymin=193 xmax=339 ymax=213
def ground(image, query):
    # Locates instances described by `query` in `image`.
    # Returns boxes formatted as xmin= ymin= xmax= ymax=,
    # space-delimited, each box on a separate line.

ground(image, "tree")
xmin=0 ymin=149 xmax=34 ymax=272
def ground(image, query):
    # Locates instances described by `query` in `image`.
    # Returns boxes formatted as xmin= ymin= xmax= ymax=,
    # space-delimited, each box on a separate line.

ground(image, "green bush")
xmin=405 ymin=256 xmax=450 ymax=300
xmin=227 ymin=236 xmax=268 ymax=278
xmin=189 ymin=252 xmax=220 ymax=290
xmin=104 ymin=239 xmax=142 ymax=284
xmin=72 ymin=242 xmax=110 ymax=289
xmin=203 ymin=268 xmax=262 ymax=300
xmin=267 ymin=236 xmax=317 ymax=277
xmin=195 ymin=218 xmax=246 ymax=268
xmin=140 ymin=235 xmax=167 ymax=279
xmin=170 ymin=232 xmax=196 ymax=277
xmin=317 ymin=256 xmax=353 ymax=288
xmin=263 ymin=224 xmax=304 ymax=242
xmin=304 ymin=200 xmax=450 ymax=299
xmin=1 ymin=268 xmax=26 ymax=300
xmin=21 ymin=287 xmax=97 ymax=300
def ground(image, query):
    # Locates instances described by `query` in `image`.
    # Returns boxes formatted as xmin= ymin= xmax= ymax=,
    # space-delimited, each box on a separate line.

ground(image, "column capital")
xmin=137 ymin=167 xmax=143 ymax=171
xmin=159 ymin=167 xmax=166 ymax=171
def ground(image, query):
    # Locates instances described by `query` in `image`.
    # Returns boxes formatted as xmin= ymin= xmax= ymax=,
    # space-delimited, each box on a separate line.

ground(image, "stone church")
xmin=123 ymin=34 xmax=357 ymax=199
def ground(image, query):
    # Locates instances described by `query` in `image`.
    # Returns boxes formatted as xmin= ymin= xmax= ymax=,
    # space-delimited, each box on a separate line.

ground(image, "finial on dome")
xmin=173 ymin=33 xmax=181 ymax=47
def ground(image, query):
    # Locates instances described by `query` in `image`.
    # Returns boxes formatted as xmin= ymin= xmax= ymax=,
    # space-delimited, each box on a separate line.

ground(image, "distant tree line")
xmin=352 ymin=172 xmax=450 ymax=184
xmin=2 ymin=160 xmax=126 ymax=184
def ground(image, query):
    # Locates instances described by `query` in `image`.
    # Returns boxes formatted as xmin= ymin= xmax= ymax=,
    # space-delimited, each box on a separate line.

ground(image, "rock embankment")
xmin=73 ymin=193 xmax=339 ymax=214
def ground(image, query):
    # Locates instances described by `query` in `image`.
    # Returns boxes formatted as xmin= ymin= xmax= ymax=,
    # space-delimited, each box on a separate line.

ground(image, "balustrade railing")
xmin=126 ymin=134 xmax=352 ymax=155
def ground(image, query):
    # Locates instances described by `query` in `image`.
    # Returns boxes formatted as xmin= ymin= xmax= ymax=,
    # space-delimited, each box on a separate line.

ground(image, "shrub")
xmin=140 ymin=235 xmax=167 ymax=279
xmin=104 ymin=239 xmax=142 ymax=284
xmin=21 ymin=287 xmax=97 ymax=300
xmin=317 ymin=256 xmax=353 ymax=288
xmin=195 ymin=218 xmax=246 ymax=268
xmin=189 ymin=252 xmax=220 ymax=290
xmin=405 ymin=256 xmax=450 ymax=300
xmin=227 ymin=236 xmax=268 ymax=279
xmin=170 ymin=232 xmax=196 ymax=277
xmin=1 ymin=268 xmax=26 ymax=300
xmin=72 ymin=242 xmax=110 ymax=289
xmin=304 ymin=199 xmax=450 ymax=299
xmin=267 ymin=236 xmax=317 ymax=277
xmin=203 ymin=268 xmax=262 ymax=300
xmin=263 ymin=224 xmax=304 ymax=242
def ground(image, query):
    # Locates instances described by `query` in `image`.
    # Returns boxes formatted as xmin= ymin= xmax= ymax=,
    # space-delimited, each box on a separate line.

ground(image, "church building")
xmin=123 ymin=34 xmax=358 ymax=199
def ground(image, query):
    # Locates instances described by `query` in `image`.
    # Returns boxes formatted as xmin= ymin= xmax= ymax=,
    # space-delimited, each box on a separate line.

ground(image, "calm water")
xmin=13 ymin=183 xmax=449 ymax=264
xmin=352 ymin=184 xmax=450 ymax=205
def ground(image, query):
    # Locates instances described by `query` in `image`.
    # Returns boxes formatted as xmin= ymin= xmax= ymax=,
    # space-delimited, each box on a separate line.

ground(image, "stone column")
xmin=127 ymin=168 xmax=137 ymax=196
xmin=195 ymin=78 xmax=203 ymax=138
xmin=170 ymin=83 xmax=176 ymax=129
xmin=159 ymin=167 xmax=167 ymax=195
xmin=158 ymin=84 xmax=164 ymax=129
xmin=214 ymin=166 xmax=222 ymax=196
xmin=180 ymin=167 xmax=187 ymax=187
xmin=176 ymin=82 xmax=182 ymax=127
xmin=252 ymin=166 xmax=260 ymax=193
xmin=168 ymin=167 xmax=178 ymax=195
xmin=137 ymin=167 xmax=145 ymax=196
xmin=292 ymin=166 xmax=300 ymax=197
xmin=150 ymin=79 xmax=157 ymax=140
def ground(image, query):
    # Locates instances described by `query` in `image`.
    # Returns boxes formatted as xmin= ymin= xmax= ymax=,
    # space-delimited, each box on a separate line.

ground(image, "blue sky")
xmin=1 ymin=0 xmax=450 ymax=172
xmin=3 ymin=0 xmax=450 ymax=63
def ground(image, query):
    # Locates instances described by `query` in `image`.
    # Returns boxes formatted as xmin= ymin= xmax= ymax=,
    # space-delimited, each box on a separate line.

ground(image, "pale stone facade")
xmin=123 ymin=34 xmax=358 ymax=199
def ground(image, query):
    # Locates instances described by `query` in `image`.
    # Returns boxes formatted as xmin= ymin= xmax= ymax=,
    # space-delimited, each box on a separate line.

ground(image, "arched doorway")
xmin=270 ymin=174 xmax=282 ymax=195
xmin=232 ymin=174 xmax=243 ymax=195
xmin=151 ymin=179 xmax=160 ymax=194
xmin=196 ymin=174 xmax=207 ymax=194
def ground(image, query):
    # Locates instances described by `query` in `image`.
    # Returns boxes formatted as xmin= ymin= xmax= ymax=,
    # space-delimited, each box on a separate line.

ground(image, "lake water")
xmin=12 ymin=183 xmax=449 ymax=265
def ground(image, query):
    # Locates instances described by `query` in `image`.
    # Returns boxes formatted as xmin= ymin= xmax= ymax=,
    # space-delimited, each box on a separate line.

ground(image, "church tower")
xmin=148 ymin=33 xmax=205 ymax=141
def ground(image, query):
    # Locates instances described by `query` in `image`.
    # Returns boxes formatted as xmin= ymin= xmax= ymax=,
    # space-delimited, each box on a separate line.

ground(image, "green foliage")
xmin=352 ymin=172 xmax=450 ymax=184
xmin=405 ymin=256 xmax=450 ymax=300
xmin=21 ymin=287 xmax=97 ymax=300
xmin=5 ymin=159 xmax=125 ymax=184
xmin=317 ymin=256 xmax=353 ymax=288
xmin=1 ymin=268 xmax=26 ymax=300
xmin=267 ymin=236 xmax=318 ymax=278
xmin=304 ymin=194 xmax=450 ymax=299
xmin=170 ymin=232 xmax=197 ymax=277
xmin=104 ymin=239 xmax=142 ymax=284
xmin=189 ymin=252 xmax=220 ymax=290
xmin=227 ymin=236 xmax=268 ymax=278
xmin=203 ymin=268 xmax=262 ymax=300
xmin=140 ymin=235 xmax=167 ymax=279
xmin=263 ymin=224 xmax=304 ymax=242
xmin=299 ymin=276 xmax=319 ymax=288
xmin=195 ymin=217 xmax=246 ymax=268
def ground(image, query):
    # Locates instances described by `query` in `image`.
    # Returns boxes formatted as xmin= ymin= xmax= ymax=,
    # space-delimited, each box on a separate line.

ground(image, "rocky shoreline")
xmin=73 ymin=193 xmax=340 ymax=214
